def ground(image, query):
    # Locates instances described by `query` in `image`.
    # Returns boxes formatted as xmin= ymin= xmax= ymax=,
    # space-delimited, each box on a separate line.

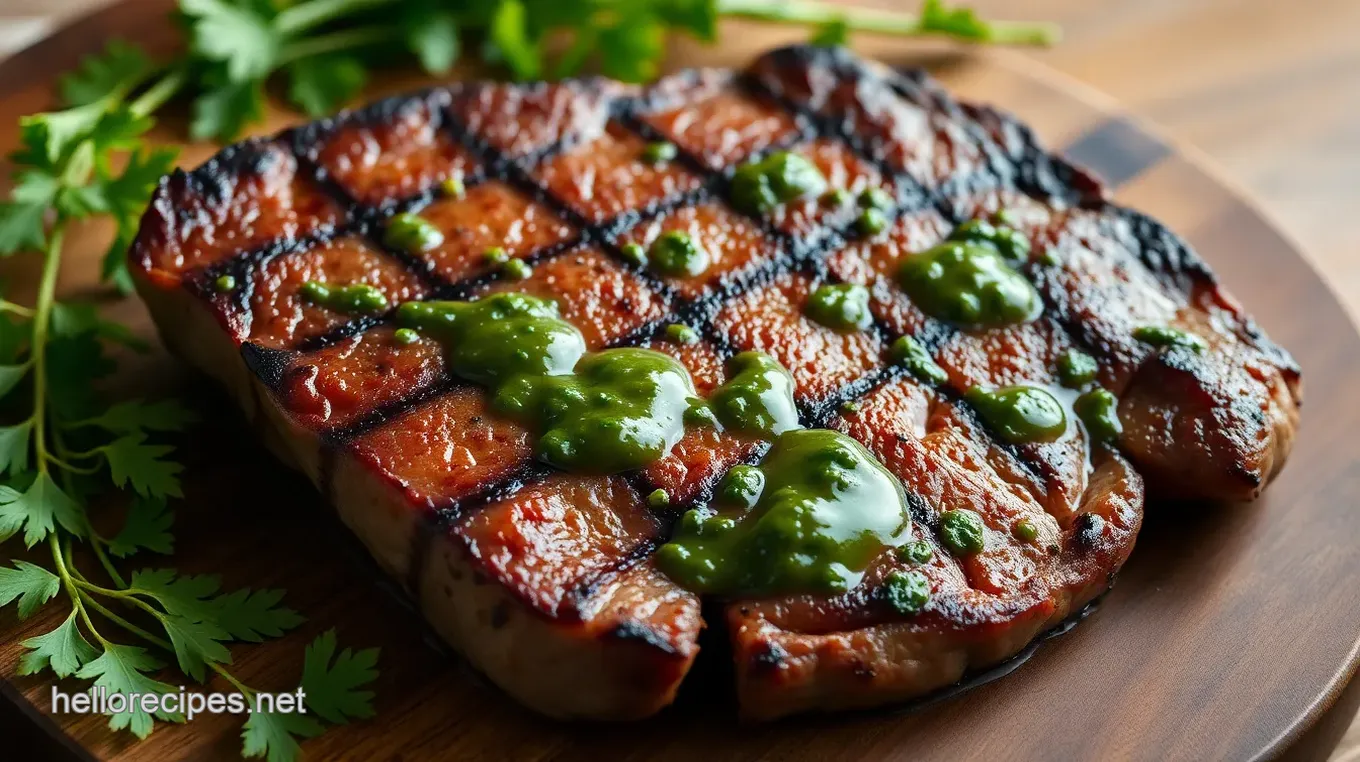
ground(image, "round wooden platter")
xmin=3 ymin=2 xmax=1360 ymax=761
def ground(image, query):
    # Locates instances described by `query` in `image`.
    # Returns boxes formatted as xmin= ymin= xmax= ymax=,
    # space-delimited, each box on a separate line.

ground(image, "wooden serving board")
xmin=3 ymin=2 xmax=1360 ymax=760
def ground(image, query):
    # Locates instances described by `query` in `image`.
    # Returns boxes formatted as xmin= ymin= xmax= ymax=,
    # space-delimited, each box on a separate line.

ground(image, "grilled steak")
xmin=129 ymin=45 xmax=1300 ymax=721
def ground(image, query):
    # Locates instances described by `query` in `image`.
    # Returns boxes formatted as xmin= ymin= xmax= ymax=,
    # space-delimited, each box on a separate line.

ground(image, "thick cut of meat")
xmin=129 ymin=46 xmax=1300 ymax=720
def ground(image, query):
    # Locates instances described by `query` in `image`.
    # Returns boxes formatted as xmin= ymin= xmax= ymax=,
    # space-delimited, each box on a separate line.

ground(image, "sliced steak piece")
xmin=129 ymin=45 xmax=1298 ymax=721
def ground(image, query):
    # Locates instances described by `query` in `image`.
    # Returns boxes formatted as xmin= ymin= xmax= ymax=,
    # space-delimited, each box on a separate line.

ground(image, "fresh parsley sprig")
xmin=0 ymin=1 xmax=1054 ymax=759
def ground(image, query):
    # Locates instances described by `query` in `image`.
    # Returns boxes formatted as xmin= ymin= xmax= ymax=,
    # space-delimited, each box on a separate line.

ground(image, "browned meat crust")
xmin=128 ymin=45 xmax=1299 ymax=721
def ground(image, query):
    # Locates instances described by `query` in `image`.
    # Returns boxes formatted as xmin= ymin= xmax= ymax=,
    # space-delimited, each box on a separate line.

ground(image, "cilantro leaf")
xmin=108 ymin=496 xmax=175 ymax=557
xmin=212 ymin=588 xmax=304 ymax=642
xmin=131 ymin=568 xmax=221 ymax=622
xmin=300 ymin=629 xmax=379 ymax=724
xmin=403 ymin=6 xmax=460 ymax=75
xmin=75 ymin=643 xmax=184 ymax=739
xmin=61 ymin=40 xmax=152 ymax=107
xmin=79 ymin=398 xmax=198 ymax=435
xmin=287 ymin=56 xmax=367 ymax=118
xmin=18 ymin=609 xmax=99 ymax=678
xmin=489 ymin=0 xmax=541 ymax=80
xmin=161 ymin=614 xmax=232 ymax=682
xmin=181 ymin=0 xmax=282 ymax=83
xmin=241 ymin=708 xmax=324 ymax=762
xmin=0 ymin=472 xmax=86 ymax=548
xmin=191 ymin=79 xmax=266 ymax=142
xmin=0 ymin=560 xmax=60 ymax=619
xmin=104 ymin=433 xmax=183 ymax=499
xmin=0 ymin=421 xmax=32 ymax=475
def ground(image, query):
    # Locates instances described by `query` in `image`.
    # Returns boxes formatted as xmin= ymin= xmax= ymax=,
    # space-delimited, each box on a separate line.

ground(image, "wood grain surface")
xmin=2 ymin=2 xmax=1360 ymax=760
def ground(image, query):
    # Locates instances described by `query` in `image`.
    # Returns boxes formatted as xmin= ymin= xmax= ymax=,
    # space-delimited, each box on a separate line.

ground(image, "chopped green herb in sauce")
xmin=656 ymin=429 xmax=913 ymax=595
xmin=965 ymin=385 xmax=1067 ymax=444
xmin=1133 ymin=325 xmax=1207 ymax=353
xmin=299 ymin=280 xmax=389 ymax=314
xmin=822 ymin=188 xmax=852 ymax=207
xmin=898 ymin=239 xmax=1041 ymax=327
xmin=805 ymin=283 xmax=873 ymax=332
xmin=648 ymin=488 xmax=671 ymax=508
xmin=620 ymin=242 xmax=648 ymax=267
xmin=882 ymin=569 xmax=930 ymax=615
xmin=706 ymin=351 xmax=801 ymax=437
xmin=213 ymin=274 xmax=236 ymax=293
xmin=502 ymin=258 xmax=532 ymax=280
xmin=648 ymin=231 xmax=710 ymax=277
xmin=951 ymin=218 xmax=1030 ymax=262
xmin=393 ymin=327 xmax=420 ymax=345
xmin=440 ymin=176 xmax=465 ymax=198
xmin=384 ymin=212 xmax=444 ymax=253
xmin=642 ymin=141 xmax=678 ymax=165
xmin=939 ymin=508 xmax=986 ymax=556
xmin=1074 ymin=387 xmax=1123 ymax=444
xmin=718 ymin=464 xmax=765 ymax=509
xmin=483 ymin=247 xmax=510 ymax=266
xmin=664 ymin=323 xmax=699 ymax=345
xmin=855 ymin=207 xmax=888 ymax=235
xmin=730 ymin=151 xmax=827 ymax=214
xmin=840 ymin=400 xmax=861 ymax=414
xmin=889 ymin=335 xmax=949 ymax=386
xmin=897 ymin=539 xmax=934 ymax=565
xmin=1057 ymin=348 xmax=1098 ymax=388
xmin=858 ymin=187 xmax=893 ymax=211
xmin=1012 ymin=519 xmax=1039 ymax=543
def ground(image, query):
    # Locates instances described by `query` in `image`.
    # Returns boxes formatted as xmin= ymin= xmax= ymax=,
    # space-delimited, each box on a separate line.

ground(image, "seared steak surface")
xmin=129 ymin=45 xmax=1300 ymax=720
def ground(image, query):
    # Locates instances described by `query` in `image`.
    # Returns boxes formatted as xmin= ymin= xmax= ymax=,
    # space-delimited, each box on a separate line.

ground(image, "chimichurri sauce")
xmin=705 ymin=351 xmax=801 ymax=437
xmin=805 ymin=283 xmax=873 ymax=332
xmin=898 ymin=218 xmax=1041 ymax=328
xmin=656 ymin=428 xmax=913 ymax=595
xmin=965 ymin=385 xmax=1068 ymax=444
xmin=730 ymin=151 xmax=828 ymax=214
xmin=299 ymin=281 xmax=389 ymax=314
xmin=397 ymin=294 xmax=802 ymax=473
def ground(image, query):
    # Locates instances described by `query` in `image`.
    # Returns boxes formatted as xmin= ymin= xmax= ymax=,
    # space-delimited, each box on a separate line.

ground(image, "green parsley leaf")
xmin=21 ymin=101 xmax=107 ymax=164
xmin=0 ymin=361 xmax=29 ymax=397
xmin=489 ymin=0 xmax=541 ymax=80
xmin=300 ymin=629 xmax=379 ymax=724
xmin=60 ymin=40 xmax=152 ymax=107
xmin=403 ymin=6 xmax=460 ymax=75
xmin=191 ymin=79 xmax=266 ymax=142
xmin=0 ymin=421 xmax=33 ymax=475
xmin=811 ymin=17 xmax=850 ymax=46
xmin=181 ymin=0 xmax=282 ymax=83
xmin=0 ymin=172 xmax=59 ymax=254
xmin=108 ymin=496 xmax=175 ymax=557
xmin=0 ymin=560 xmax=61 ymax=619
xmin=104 ymin=433 xmax=184 ymax=499
xmin=75 ymin=643 xmax=184 ymax=739
xmin=46 ymin=332 xmax=116 ymax=419
xmin=161 ymin=614 xmax=232 ymax=682
xmin=0 ymin=472 xmax=86 ymax=548
xmin=287 ymin=55 xmax=367 ymax=118
xmin=241 ymin=708 xmax=324 ymax=762
xmin=78 ymin=398 xmax=198 ymax=435
xmin=131 ymin=568 xmax=221 ymax=623
xmin=0 ymin=314 xmax=30 ymax=364
xmin=96 ymin=146 xmax=178 ymax=291
xmin=18 ymin=610 xmax=99 ymax=678
xmin=212 ymin=587 xmax=304 ymax=642
xmin=657 ymin=0 xmax=720 ymax=42
xmin=598 ymin=11 xmax=666 ymax=82
xmin=918 ymin=0 xmax=991 ymax=41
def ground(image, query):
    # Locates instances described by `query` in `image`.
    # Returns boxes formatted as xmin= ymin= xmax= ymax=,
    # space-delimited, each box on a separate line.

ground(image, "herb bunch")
xmin=0 ymin=1 xmax=1054 ymax=759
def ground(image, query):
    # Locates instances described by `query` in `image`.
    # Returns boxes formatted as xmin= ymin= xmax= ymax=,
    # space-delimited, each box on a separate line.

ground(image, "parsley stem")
xmin=0 ymin=300 xmax=34 ymax=317
xmin=52 ymin=534 xmax=109 ymax=647
xmin=277 ymin=25 xmax=405 ymax=66
xmin=29 ymin=224 xmax=66 ymax=479
xmin=129 ymin=67 xmax=188 ymax=120
xmin=77 ymin=589 xmax=167 ymax=650
xmin=715 ymin=0 xmax=1060 ymax=46
xmin=275 ymin=0 xmax=403 ymax=36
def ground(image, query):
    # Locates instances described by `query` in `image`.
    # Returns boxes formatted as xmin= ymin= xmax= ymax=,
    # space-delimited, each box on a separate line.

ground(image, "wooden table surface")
xmin=2 ymin=0 xmax=1358 ymax=759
